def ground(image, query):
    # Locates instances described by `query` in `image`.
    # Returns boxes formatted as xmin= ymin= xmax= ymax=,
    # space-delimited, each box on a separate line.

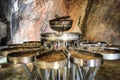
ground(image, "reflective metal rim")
xmin=35 ymin=58 xmax=67 ymax=69
xmin=41 ymin=32 xmax=81 ymax=41
xmin=70 ymin=53 xmax=103 ymax=67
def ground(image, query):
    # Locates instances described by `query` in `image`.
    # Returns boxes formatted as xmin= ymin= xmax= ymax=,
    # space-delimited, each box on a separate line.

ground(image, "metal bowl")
xmin=35 ymin=50 xmax=67 ymax=69
xmin=0 ymin=47 xmax=41 ymax=56
xmin=70 ymin=50 xmax=103 ymax=67
xmin=7 ymin=48 xmax=50 ymax=64
xmin=41 ymin=32 xmax=81 ymax=41
xmin=49 ymin=20 xmax=73 ymax=32
xmin=8 ymin=43 xmax=42 ymax=48
xmin=97 ymin=49 xmax=120 ymax=60
xmin=104 ymin=44 xmax=120 ymax=50
xmin=82 ymin=41 xmax=107 ymax=47
xmin=7 ymin=50 xmax=37 ymax=64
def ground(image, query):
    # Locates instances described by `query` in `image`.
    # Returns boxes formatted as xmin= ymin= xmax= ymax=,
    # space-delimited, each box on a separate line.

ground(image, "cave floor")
xmin=0 ymin=59 xmax=120 ymax=80
xmin=95 ymin=59 xmax=120 ymax=80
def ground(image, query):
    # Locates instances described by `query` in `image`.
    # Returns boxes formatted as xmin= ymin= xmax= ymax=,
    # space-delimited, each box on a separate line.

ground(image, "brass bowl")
xmin=70 ymin=50 xmax=103 ymax=67
xmin=35 ymin=50 xmax=67 ymax=69
xmin=49 ymin=20 xmax=73 ymax=32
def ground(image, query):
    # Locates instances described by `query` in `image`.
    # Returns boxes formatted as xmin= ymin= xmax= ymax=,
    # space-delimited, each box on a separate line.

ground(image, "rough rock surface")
xmin=1 ymin=0 xmax=120 ymax=45
xmin=84 ymin=0 xmax=120 ymax=45
xmin=11 ymin=0 xmax=87 ymax=43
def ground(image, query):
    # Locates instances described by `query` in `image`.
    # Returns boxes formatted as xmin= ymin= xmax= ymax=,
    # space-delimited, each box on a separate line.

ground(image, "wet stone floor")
xmin=95 ymin=60 xmax=120 ymax=80
xmin=0 ymin=59 xmax=120 ymax=80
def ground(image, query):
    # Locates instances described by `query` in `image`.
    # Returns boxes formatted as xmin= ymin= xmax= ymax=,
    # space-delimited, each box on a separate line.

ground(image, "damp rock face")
xmin=11 ymin=0 xmax=87 ymax=44
xmin=1 ymin=0 xmax=120 ymax=45
xmin=84 ymin=0 xmax=120 ymax=45
xmin=0 ymin=0 xmax=11 ymax=45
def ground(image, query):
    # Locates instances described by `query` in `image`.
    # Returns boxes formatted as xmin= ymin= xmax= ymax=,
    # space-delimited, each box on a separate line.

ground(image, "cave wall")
xmin=84 ymin=0 xmax=120 ymax=45
xmin=0 ymin=0 xmax=11 ymax=45
xmin=11 ymin=0 xmax=88 ymax=43
xmin=0 ymin=0 xmax=120 ymax=45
